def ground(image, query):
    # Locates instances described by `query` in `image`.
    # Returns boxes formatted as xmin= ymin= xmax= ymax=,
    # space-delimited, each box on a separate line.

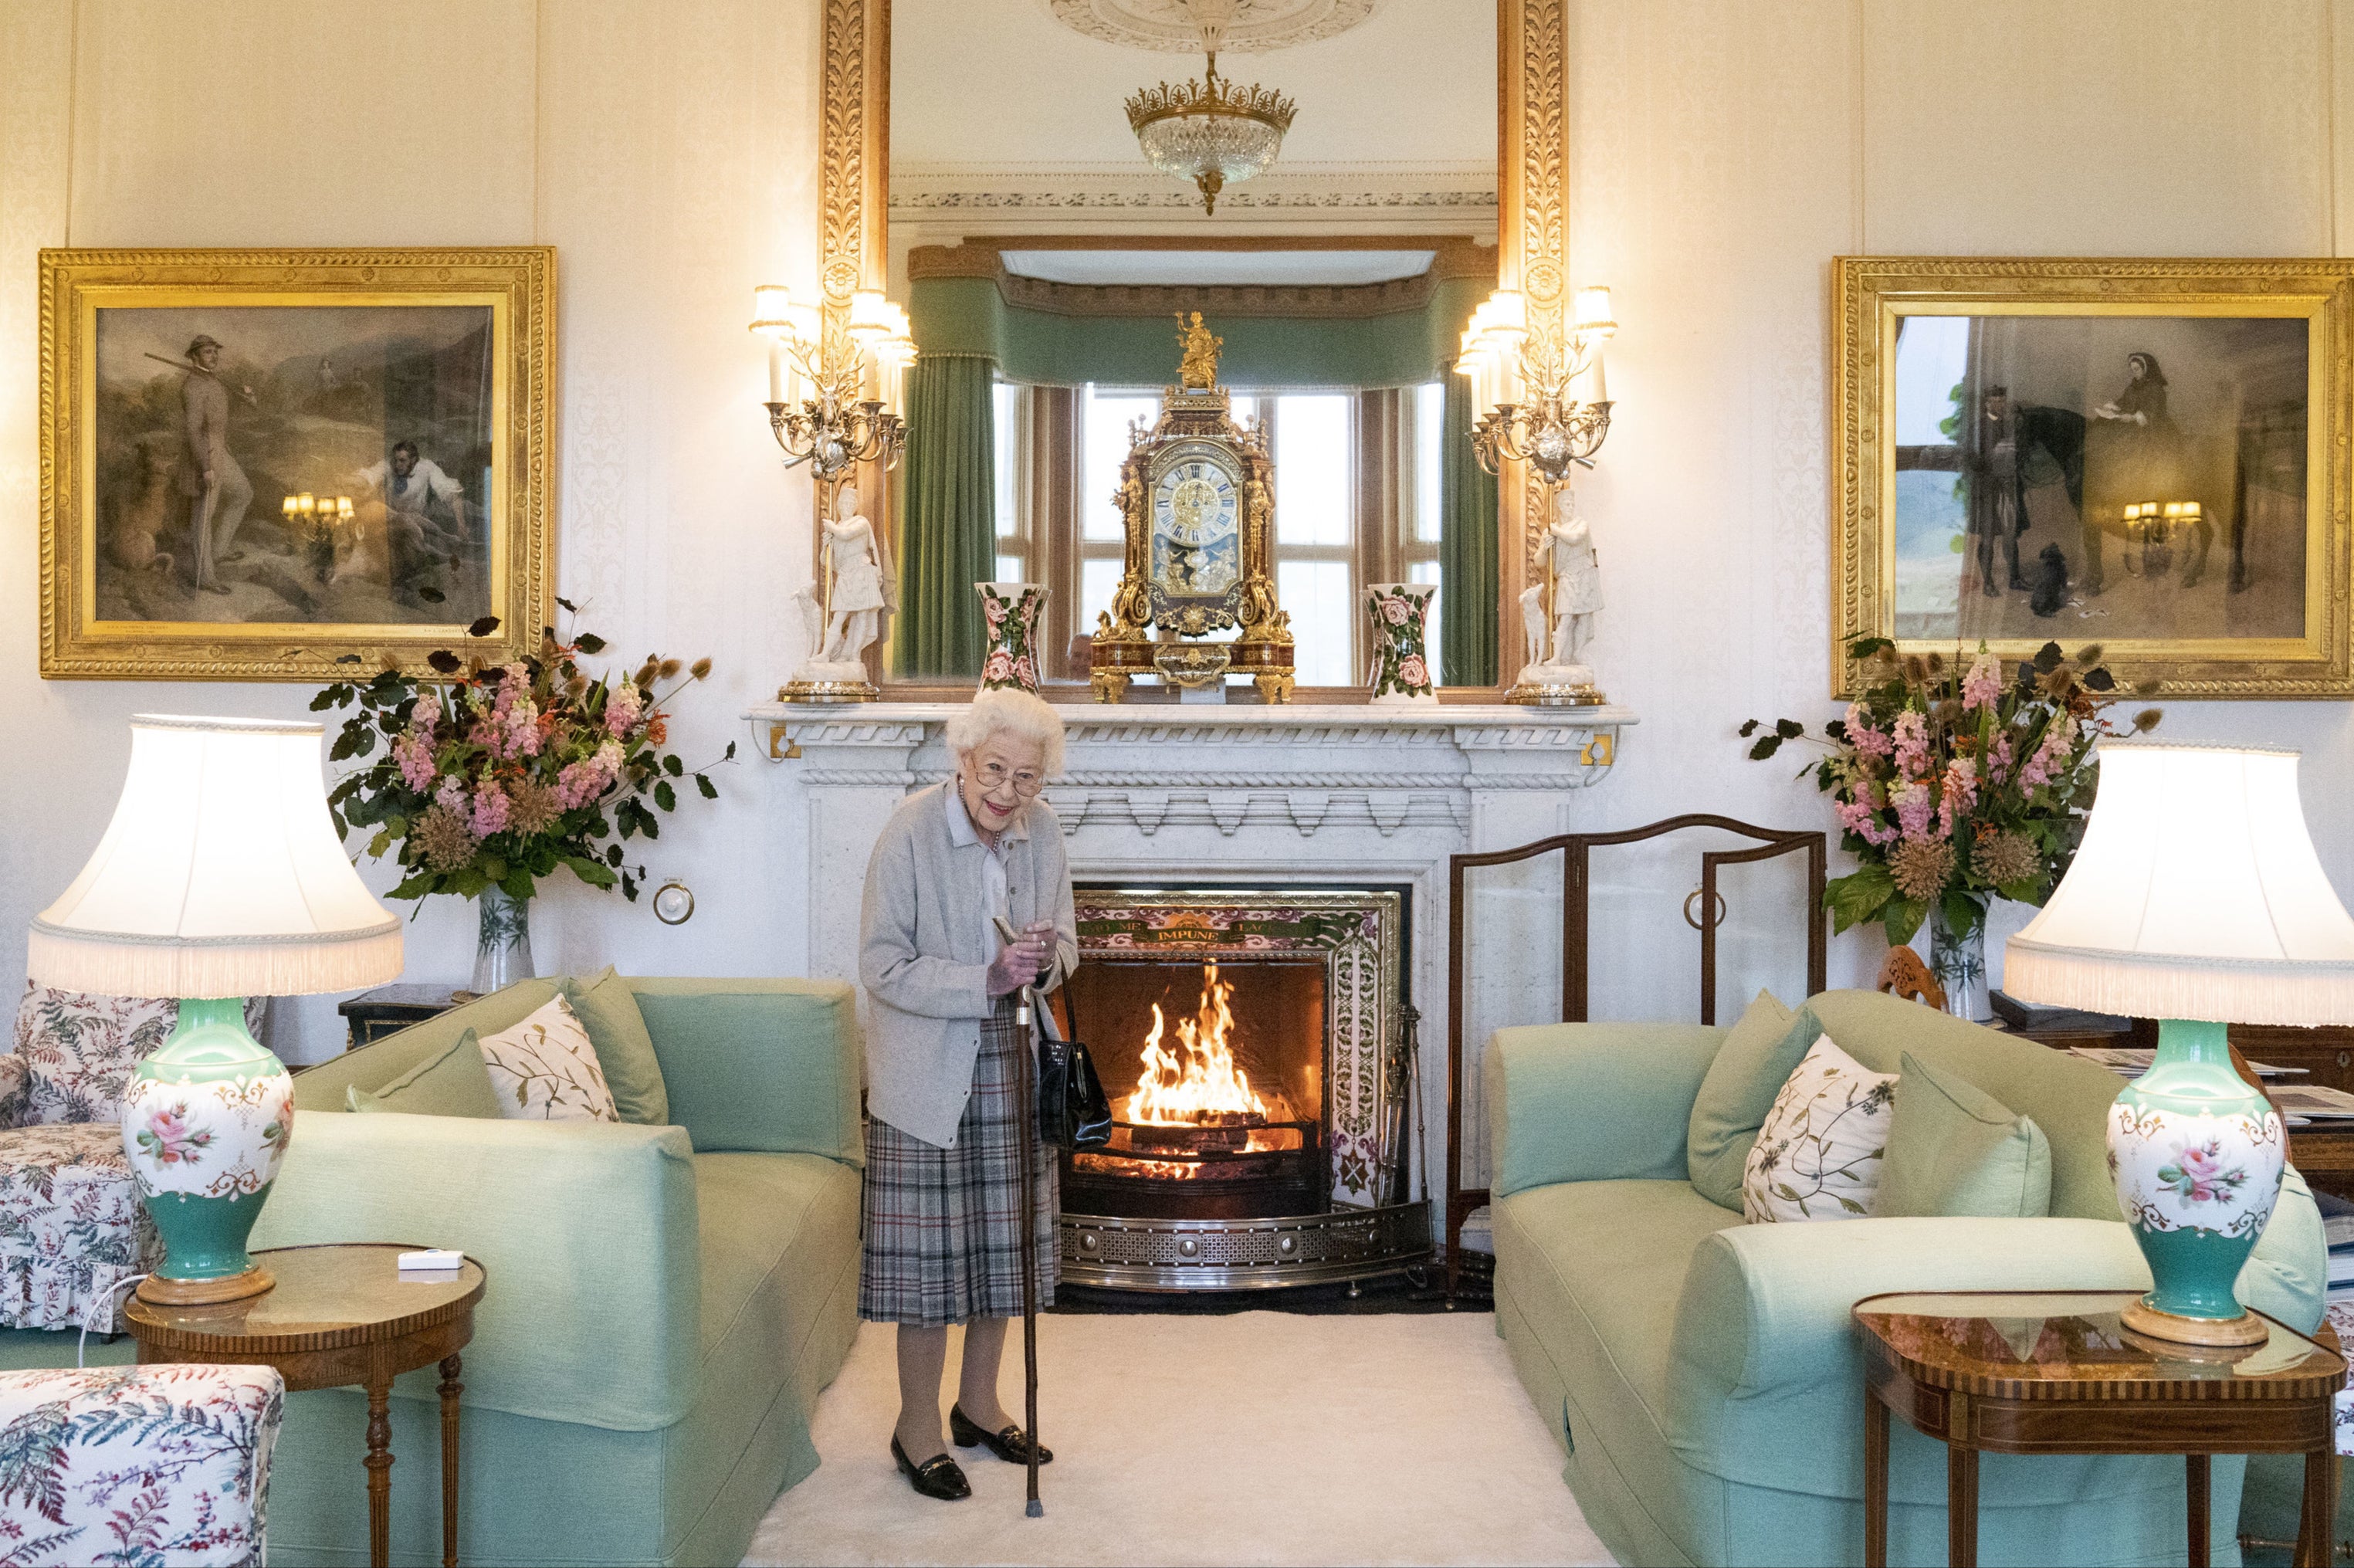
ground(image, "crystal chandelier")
xmin=1125 ymin=19 xmax=1296 ymax=216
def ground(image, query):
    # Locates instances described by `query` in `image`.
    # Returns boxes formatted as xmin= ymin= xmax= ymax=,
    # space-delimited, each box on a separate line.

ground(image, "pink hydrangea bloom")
xmin=1835 ymin=796 xmax=1897 ymax=848
xmin=412 ymin=690 xmax=442 ymax=743
xmin=1892 ymin=710 xmax=1930 ymax=777
xmin=1844 ymin=703 xmax=1893 ymax=760
xmin=1937 ymin=756 xmax=1979 ymax=838
xmin=435 ymin=777 xmax=469 ymax=816
xmin=1961 ymin=654 xmax=2003 ymax=712
xmin=605 ymin=682 xmax=645 ymax=738
xmin=1894 ymin=778 xmax=1936 ymax=842
xmin=395 ymin=733 xmax=438 ymax=792
xmin=471 ymin=781 xmax=510 ymax=838
xmin=504 ymin=699 xmax=542 ymax=759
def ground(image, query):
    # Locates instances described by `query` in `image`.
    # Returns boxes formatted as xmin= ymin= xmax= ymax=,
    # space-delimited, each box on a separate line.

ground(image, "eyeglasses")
xmin=973 ymin=761 xmax=1045 ymax=798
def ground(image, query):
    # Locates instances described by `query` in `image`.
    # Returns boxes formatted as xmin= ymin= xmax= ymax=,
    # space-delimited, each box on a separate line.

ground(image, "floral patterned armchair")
xmin=0 ymin=985 xmax=265 ymax=1334
xmin=0 ymin=1363 xmax=283 ymax=1567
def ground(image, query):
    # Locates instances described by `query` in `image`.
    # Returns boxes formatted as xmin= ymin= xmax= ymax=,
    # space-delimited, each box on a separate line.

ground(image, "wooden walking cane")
xmin=1012 ymin=982 xmax=1045 ymax=1518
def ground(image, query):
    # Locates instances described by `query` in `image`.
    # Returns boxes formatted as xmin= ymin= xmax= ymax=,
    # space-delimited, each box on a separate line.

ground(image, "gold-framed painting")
xmin=1832 ymin=256 xmax=2354 ymax=698
xmin=39 ymin=247 xmax=554 ymax=680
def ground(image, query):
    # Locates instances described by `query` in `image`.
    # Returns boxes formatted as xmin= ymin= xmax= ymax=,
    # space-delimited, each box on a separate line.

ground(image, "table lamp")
xmin=27 ymin=716 xmax=402 ymax=1304
xmin=2007 ymin=743 xmax=2354 ymax=1346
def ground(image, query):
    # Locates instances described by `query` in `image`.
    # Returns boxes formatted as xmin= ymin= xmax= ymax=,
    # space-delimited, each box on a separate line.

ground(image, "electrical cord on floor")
xmin=78 ymin=1275 xmax=147 ymax=1368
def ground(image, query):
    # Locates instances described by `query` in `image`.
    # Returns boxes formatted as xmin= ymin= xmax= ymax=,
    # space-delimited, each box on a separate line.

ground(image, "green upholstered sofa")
xmin=208 ymin=975 xmax=855 ymax=1568
xmin=1486 ymin=987 xmax=2327 ymax=1568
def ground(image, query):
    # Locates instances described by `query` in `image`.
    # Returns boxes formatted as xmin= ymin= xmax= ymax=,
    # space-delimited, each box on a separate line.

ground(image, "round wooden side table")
xmin=124 ymin=1241 xmax=486 ymax=1568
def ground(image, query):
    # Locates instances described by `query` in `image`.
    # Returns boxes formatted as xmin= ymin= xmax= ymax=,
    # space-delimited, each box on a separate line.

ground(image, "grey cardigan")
xmin=858 ymin=781 xmax=1079 ymax=1148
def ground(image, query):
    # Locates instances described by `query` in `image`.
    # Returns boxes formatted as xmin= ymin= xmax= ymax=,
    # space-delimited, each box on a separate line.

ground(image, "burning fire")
xmin=1123 ymin=962 xmax=1269 ymax=1126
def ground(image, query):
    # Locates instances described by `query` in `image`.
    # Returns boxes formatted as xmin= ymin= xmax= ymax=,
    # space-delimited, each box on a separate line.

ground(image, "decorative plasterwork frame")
xmin=822 ymin=0 xmax=1563 ymax=702
xmin=1831 ymin=256 xmax=2354 ymax=699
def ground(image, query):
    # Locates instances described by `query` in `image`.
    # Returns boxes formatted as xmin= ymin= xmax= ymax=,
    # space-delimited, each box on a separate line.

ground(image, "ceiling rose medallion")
xmin=1045 ymin=0 xmax=1377 ymax=52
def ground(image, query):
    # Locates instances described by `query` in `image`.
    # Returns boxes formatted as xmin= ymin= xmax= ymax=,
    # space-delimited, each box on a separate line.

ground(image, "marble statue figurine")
xmin=1512 ymin=486 xmax=1606 ymax=703
xmin=784 ymin=482 xmax=896 ymax=695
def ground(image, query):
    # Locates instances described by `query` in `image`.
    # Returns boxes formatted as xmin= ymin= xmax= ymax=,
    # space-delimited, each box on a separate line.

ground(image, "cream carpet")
xmin=743 ymin=1311 xmax=1614 ymax=1567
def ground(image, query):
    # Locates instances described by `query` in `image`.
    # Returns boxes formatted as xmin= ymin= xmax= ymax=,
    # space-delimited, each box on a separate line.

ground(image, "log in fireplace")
xmin=1054 ymin=887 xmax=1431 ymax=1292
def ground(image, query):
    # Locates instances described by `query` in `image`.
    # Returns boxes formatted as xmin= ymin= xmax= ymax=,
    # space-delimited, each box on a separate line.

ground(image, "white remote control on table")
xmin=397 ymin=1248 xmax=465 ymax=1272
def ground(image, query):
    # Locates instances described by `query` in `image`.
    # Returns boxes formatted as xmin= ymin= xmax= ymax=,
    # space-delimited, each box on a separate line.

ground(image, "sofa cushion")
xmin=1799 ymin=990 xmax=2128 ymax=1221
xmin=1742 ymin=1034 xmax=1898 ymax=1222
xmin=479 ymin=996 xmax=622 ymax=1123
xmin=1685 ymin=991 xmax=1807 ymax=1210
xmin=347 ymin=1027 xmax=503 ymax=1119
xmin=563 ymin=967 xmax=671 ymax=1127
xmin=1878 ymin=1051 xmax=2052 ymax=1218
xmin=291 ymin=978 xmax=562 ymax=1115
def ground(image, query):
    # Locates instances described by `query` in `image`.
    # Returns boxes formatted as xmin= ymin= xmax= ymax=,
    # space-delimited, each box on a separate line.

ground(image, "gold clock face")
xmin=1150 ymin=454 xmax=1241 ymax=599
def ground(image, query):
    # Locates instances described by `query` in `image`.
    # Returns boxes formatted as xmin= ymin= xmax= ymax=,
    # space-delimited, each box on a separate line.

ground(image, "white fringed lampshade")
xmin=29 ymin=716 xmax=402 ymax=999
xmin=2006 ymin=743 xmax=2354 ymax=1026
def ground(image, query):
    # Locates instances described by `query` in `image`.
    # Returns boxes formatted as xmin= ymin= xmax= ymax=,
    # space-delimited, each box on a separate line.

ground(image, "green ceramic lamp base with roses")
xmin=2008 ymin=743 xmax=2354 ymax=1347
xmin=123 ymin=997 xmax=296 ymax=1304
xmin=26 ymin=715 xmax=405 ymax=1306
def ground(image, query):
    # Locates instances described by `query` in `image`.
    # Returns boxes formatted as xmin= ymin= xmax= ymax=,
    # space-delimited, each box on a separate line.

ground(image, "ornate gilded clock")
xmin=1090 ymin=315 xmax=1294 ymax=703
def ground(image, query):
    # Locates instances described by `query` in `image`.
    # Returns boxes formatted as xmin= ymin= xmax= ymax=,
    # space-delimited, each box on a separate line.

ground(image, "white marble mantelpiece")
xmin=749 ymin=699 xmax=1638 ymax=1232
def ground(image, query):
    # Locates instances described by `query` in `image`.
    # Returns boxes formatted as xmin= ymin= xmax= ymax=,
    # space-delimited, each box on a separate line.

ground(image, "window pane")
xmin=995 ymin=553 xmax=1025 ymax=584
xmin=1279 ymin=560 xmax=1357 ymax=686
xmin=1414 ymin=381 xmax=1445 ymax=544
xmin=1082 ymin=557 xmax=1125 ymax=633
xmin=993 ymin=383 xmax=1019 ymax=539
xmin=1084 ymin=388 xmax=1157 ymax=543
xmin=1411 ymin=559 xmax=1442 ymax=676
xmin=1274 ymin=395 xmax=1351 ymax=547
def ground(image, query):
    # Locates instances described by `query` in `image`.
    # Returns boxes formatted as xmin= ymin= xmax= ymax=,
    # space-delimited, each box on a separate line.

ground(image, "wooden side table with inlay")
xmin=125 ymin=1241 xmax=486 ymax=1568
xmin=1854 ymin=1289 xmax=2345 ymax=1568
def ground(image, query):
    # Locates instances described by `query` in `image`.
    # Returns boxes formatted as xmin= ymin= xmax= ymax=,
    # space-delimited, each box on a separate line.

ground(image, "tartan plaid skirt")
xmin=859 ymin=1000 xmax=1058 ymax=1326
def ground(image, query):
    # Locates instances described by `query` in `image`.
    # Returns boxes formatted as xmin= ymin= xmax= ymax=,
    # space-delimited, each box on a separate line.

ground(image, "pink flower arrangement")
xmin=1743 ymin=638 xmax=2157 ymax=945
xmin=320 ymin=625 xmax=730 ymax=906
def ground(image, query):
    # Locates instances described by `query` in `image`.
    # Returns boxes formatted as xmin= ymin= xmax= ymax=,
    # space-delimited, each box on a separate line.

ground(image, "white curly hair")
xmin=943 ymin=687 xmax=1065 ymax=778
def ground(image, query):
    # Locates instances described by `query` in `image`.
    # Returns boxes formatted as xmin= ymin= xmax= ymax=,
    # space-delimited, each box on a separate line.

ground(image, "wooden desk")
xmin=336 ymin=984 xmax=465 ymax=1050
xmin=1855 ymin=1289 xmax=2343 ymax=1568
xmin=126 ymin=1242 xmax=486 ymax=1568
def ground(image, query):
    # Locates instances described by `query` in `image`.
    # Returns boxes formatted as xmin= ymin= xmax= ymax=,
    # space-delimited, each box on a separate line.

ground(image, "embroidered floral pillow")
xmin=474 ymin=995 xmax=621 ymax=1123
xmin=1742 ymin=1034 xmax=1898 ymax=1224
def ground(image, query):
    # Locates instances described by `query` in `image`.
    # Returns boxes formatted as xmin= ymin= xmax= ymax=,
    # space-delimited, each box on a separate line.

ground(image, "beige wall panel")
xmin=1560 ymin=0 xmax=1877 ymax=992
xmin=69 ymin=0 xmax=536 ymax=245
xmin=532 ymin=0 xmax=821 ymax=980
xmin=1863 ymin=0 xmax=2330 ymax=255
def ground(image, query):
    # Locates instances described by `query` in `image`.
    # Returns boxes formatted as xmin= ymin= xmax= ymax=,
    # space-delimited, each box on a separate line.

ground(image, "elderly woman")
xmin=858 ymin=687 xmax=1076 ymax=1501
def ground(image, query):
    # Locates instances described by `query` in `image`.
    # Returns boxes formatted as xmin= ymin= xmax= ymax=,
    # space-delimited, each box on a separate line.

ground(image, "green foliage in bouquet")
xmin=1742 ymin=637 xmax=2159 ymax=947
xmin=313 ymin=608 xmax=733 ymax=903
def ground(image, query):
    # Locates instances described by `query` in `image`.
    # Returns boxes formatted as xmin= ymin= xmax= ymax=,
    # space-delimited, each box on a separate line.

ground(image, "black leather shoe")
xmin=950 ymin=1404 xmax=1054 ymax=1465
xmin=891 ymin=1434 xmax=971 ymax=1500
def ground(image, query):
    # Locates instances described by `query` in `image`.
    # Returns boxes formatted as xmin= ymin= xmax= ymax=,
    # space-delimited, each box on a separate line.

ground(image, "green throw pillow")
xmin=1687 ymin=992 xmax=1817 ymax=1211
xmin=347 ymin=1027 xmax=502 ymax=1119
xmin=561 ymin=967 xmax=671 ymax=1126
xmin=1877 ymin=1051 xmax=2053 ymax=1218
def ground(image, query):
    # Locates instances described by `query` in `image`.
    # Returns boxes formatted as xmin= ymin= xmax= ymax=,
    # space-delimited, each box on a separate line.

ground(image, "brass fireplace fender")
xmin=818 ymin=0 xmax=1566 ymax=703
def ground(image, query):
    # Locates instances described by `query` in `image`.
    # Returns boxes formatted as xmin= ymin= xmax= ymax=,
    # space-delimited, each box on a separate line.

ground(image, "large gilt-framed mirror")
xmin=819 ymin=0 xmax=1569 ymax=702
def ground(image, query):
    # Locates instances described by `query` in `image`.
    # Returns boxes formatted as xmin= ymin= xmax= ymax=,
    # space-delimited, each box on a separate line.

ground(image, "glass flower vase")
xmin=470 ymin=886 xmax=535 ymax=996
xmin=1928 ymin=899 xmax=1990 ymax=1022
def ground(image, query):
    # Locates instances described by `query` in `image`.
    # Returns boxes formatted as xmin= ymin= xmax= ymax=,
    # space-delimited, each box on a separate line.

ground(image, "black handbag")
xmin=1031 ymin=997 xmax=1113 ymax=1151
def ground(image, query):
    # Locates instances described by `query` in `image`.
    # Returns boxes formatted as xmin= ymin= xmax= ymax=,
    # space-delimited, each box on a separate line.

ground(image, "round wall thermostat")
xmin=652 ymin=881 xmax=696 ymax=926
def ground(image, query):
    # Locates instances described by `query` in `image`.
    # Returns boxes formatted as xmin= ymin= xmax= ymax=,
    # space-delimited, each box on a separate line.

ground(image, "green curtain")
xmin=890 ymin=353 xmax=997 ymax=678
xmin=1440 ymin=368 xmax=1499 ymax=686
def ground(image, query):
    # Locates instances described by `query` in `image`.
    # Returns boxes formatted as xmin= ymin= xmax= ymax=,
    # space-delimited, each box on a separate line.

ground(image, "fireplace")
xmin=1054 ymin=887 xmax=1431 ymax=1291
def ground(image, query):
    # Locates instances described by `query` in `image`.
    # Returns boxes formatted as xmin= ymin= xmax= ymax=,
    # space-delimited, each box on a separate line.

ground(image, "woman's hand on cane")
xmin=987 ymin=927 xmax=1053 ymax=997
